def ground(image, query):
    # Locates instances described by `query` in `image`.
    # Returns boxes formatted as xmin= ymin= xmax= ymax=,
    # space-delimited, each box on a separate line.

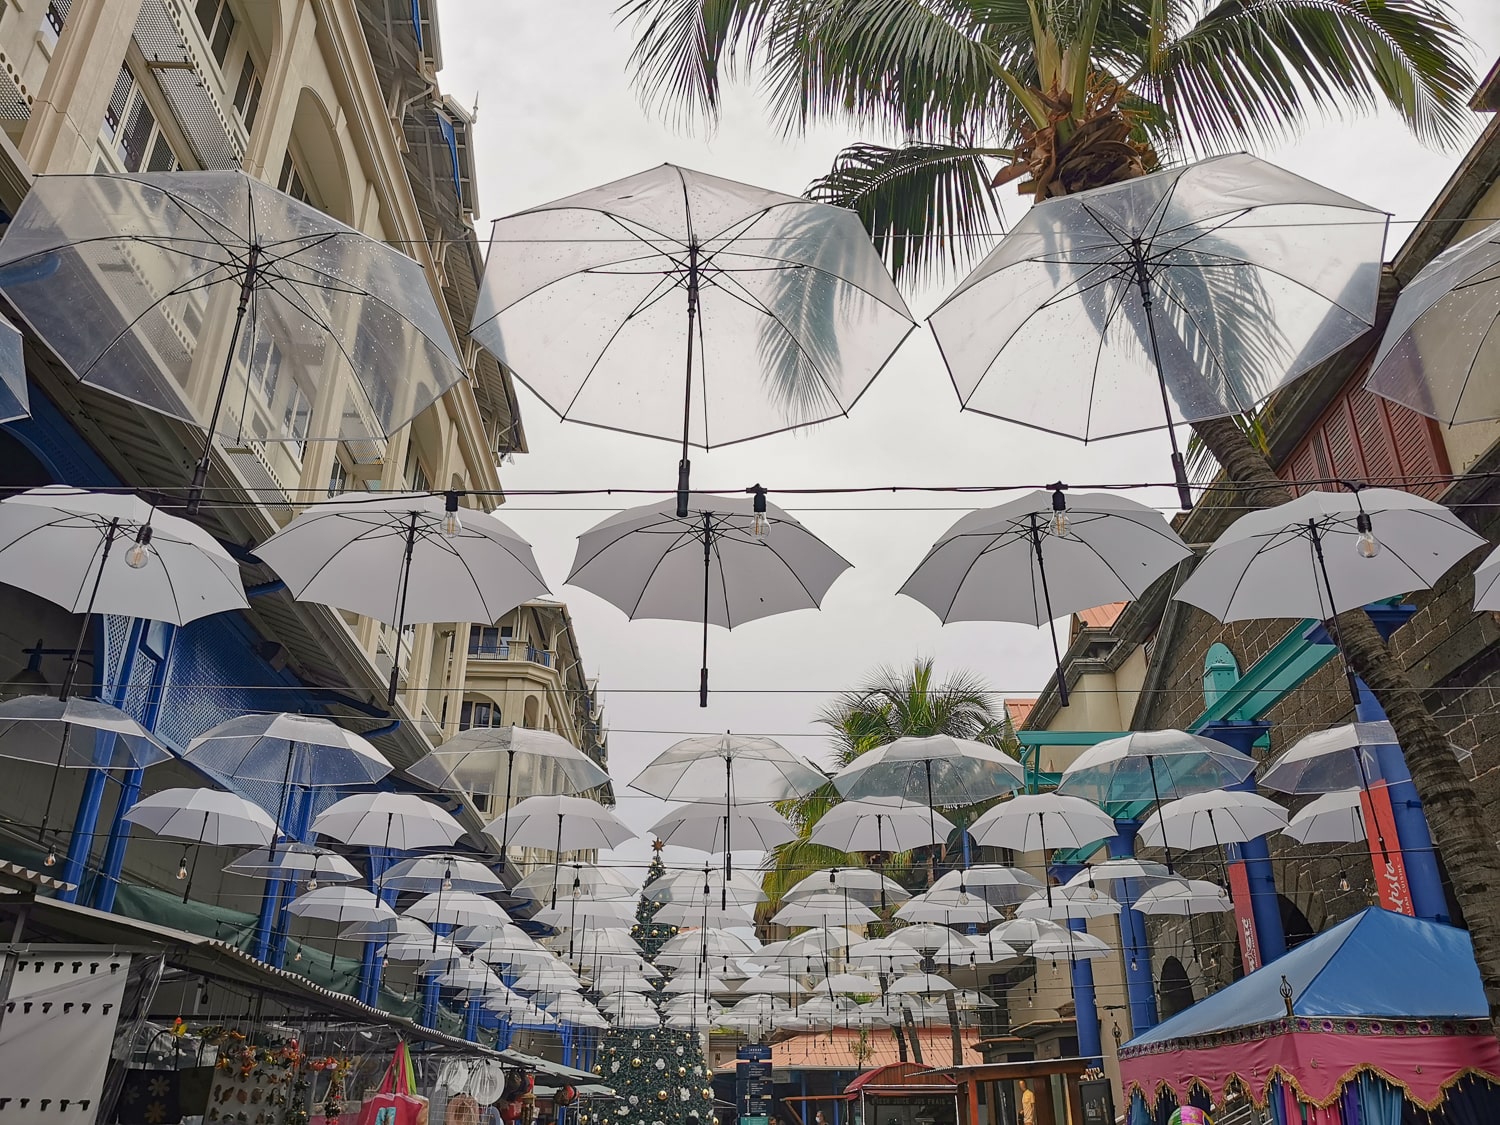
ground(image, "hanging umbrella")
xmin=534 ymin=898 xmax=638 ymax=930
xmin=652 ymin=900 xmax=756 ymax=928
xmin=888 ymin=924 xmax=967 ymax=953
xmin=886 ymin=973 xmax=955 ymax=996
xmin=992 ymin=918 xmax=1068 ymax=950
xmin=226 ymin=843 xmax=359 ymax=887
xmin=783 ymin=867 xmax=911 ymax=907
xmin=931 ymin=864 xmax=1043 ymax=906
xmin=0 ymin=171 xmax=469 ymax=509
xmin=1259 ymin=721 xmax=1398 ymax=795
xmin=895 ymin=890 xmax=1001 ymax=925
xmin=1016 ymin=885 xmax=1120 ymax=921
xmin=512 ymin=862 xmax=636 ymax=903
xmin=1063 ymin=858 xmax=1175 ymax=892
xmin=286 ymin=886 xmax=396 ymax=968
xmin=1283 ymin=789 xmax=1368 ymax=845
xmin=0 ymin=488 xmax=248 ymax=698
xmin=1134 ymin=880 xmax=1234 ymax=916
xmin=1473 ymin=546 xmax=1500 ymax=611
xmin=809 ymin=797 xmax=955 ymax=854
xmin=310 ymin=792 xmax=464 ymax=851
xmin=569 ymin=493 xmax=851 ymax=707
xmin=930 ymin=153 xmax=1386 ymax=508
xmin=1058 ymin=729 xmax=1256 ymax=804
xmin=405 ymin=891 xmax=511 ymax=929
xmin=1139 ymin=791 xmax=1289 ymax=851
xmin=830 ymin=734 xmax=1024 ymax=859
xmin=1029 ymin=930 xmax=1112 ymax=963
xmin=340 ymin=915 xmax=437 ymax=944
xmin=1174 ymin=488 xmax=1484 ymax=703
xmin=470 ymin=162 xmax=914 ymax=514
xmin=648 ymin=801 xmax=796 ymax=853
xmin=124 ymin=787 xmax=276 ymax=900
xmin=900 ymin=489 xmax=1190 ymax=702
xmin=968 ymin=794 xmax=1118 ymax=901
xmin=378 ymin=854 xmax=506 ymax=896
xmin=1364 ymin=218 xmax=1500 ymax=425
xmin=647 ymin=867 xmax=768 ymax=906
xmin=0 ymin=312 xmax=25 ymax=424
xmin=659 ymin=929 xmax=761 ymax=961
xmin=0 ymin=695 xmax=170 ymax=858
xmin=407 ymin=724 xmax=609 ymax=855
xmin=256 ymin=494 xmax=548 ymax=704
xmin=632 ymin=732 xmax=824 ymax=900
xmin=382 ymin=933 xmax=461 ymax=964
xmin=184 ymin=713 xmax=392 ymax=854
xmin=772 ymin=893 xmax=879 ymax=928
xmin=738 ymin=972 xmax=807 ymax=998
xmin=487 ymin=794 xmax=634 ymax=906
xmin=751 ymin=928 xmax=857 ymax=964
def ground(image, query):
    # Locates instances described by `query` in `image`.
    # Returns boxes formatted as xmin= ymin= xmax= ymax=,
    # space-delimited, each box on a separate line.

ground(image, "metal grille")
xmin=0 ymin=59 xmax=31 ymax=122
xmin=132 ymin=0 xmax=242 ymax=170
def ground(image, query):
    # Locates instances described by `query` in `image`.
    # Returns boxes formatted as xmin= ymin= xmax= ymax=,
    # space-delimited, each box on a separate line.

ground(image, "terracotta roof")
xmin=716 ymin=1029 xmax=985 ymax=1073
xmin=1075 ymin=602 xmax=1128 ymax=630
xmin=1004 ymin=699 xmax=1037 ymax=729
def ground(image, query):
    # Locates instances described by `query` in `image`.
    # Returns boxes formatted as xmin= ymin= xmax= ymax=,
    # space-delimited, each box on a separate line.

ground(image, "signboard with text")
xmin=737 ymin=1045 xmax=773 ymax=1123
xmin=1227 ymin=861 xmax=1261 ymax=975
xmin=1361 ymin=785 xmax=1415 ymax=915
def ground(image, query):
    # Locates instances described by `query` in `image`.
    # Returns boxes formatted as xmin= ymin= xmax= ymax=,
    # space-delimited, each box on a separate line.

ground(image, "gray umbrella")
xmin=899 ymin=487 xmax=1189 ymax=704
xmin=567 ymin=491 xmax=850 ymax=707
xmin=0 ymin=172 xmax=467 ymax=510
xmin=929 ymin=153 xmax=1386 ymax=508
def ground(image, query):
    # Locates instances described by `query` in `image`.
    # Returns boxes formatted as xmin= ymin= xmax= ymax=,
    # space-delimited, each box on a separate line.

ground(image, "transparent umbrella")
xmin=471 ymin=163 xmax=914 ymax=513
xmin=123 ymin=787 xmax=276 ymax=901
xmin=0 ymin=170 xmax=468 ymax=509
xmin=0 ymin=313 xmax=25 ymax=424
xmin=930 ymin=153 xmax=1386 ymax=508
xmin=649 ymin=801 xmax=796 ymax=854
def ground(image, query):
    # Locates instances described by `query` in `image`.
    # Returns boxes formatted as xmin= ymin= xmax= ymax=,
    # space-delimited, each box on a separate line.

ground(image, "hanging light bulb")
xmin=306 ymin=875 xmax=319 ymax=891
xmin=125 ymin=525 xmax=153 ymax=570
xmin=1130 ymin=956 xmax=1138 ymax=972
xmin=442 ymin=492 xmax=463 ymax=538
xmin=1049 ymin=485 xmax=1069 ymax=537
xmin=1355 ymin=510 xmax=1380 ymax=559
xmin=1337 ymin=871 xmax=1350 ymax=893
xmin=176 ymin=856 xmax=189 ymax=881
xmin=749 ymin=485 xmax=769 ymax=542
xmin=443 ymin=870 xmax=454 ymax=891
xmin=43 ymin=849 xmax=56 ymax=868
xmin=293 ymin=949 xmax=302 ymax=962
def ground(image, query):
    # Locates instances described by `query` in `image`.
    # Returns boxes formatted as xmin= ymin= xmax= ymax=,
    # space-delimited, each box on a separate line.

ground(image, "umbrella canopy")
xmin=1064 ymin=859 xmax=1175 ymax=892
xmin=1474 ymin=545 xmax=1500 ymax=611
xmin=648 ymin=801 xmax=796 ymax=853
xmin=1258 ymin=721 xmax=1396 ymax=794
xmin=1135 ymin=879 xmax=1234 ymax=916
xmin=1365 ymin=218 xmax=1500 ymax=425
xmin=652 ymin=900 xmax=756 ymax=928
xmin=829 ymin=735 xmax=1024 ymax=850
xmin=899 ymin=489 xmax=1190 ymax=701
xmin=533 ymin=899 xmax=639 ymax=930
xmin=1058 ymin=729 xmax=1256 ymax=805
xmin=896 ymin=890 xmax=1001 ymax=925
xmin=645 ymin=868 xmax=767 ymax=906
xmin=738 ymin=972 xmax=807 ymax=997
xmin=512 ymin=862 xmax=636 ymax=903
xmin=377 ymin=855 xmax=505 ymax=896
xmin=772 ymin=893 xmax=879 ymax=927
xmin=226 ymin=843 xmax=359 ymax=885
xmin=287 ymin=886 xmax=395 ymax=923
xmin=932 ymin=864 xmax=1043 ymax=906
xmin=808 ymin=797 xmax=955 ymax=855
xmin=570 ymin=494 xmax=851 ymax=706
xmin=632 ymin=733 xmax=826 ymax=801
xmin=659 ymin=929 xmax=760 ymax=960
xmin=489 ymin=794 xmax=634 ymax=852
xmin=256 ymin=493 xmax=548 ymax=704
xmin=1017 ymin=885 xmax=1120 ymax=921
xmin=340 ymin=915 xmax=436 ymax=943
xmin=383 ymin=933 xmax=461 ymax=964
xmin=992 ymin=917 xmax=1069 ymax=949
xmin=969 ymin=793 xmax=1118 ymax=853
xmin=124 ymin=788 xmax=276 ymax=846
xmin=0 ymin=170 xmax=468 ymax=506
xmin=404 ymin=891 xmax=511 ymax=929
xmin=1139 ymin=791 xmax=1289 ymax=851
xmin=929 ymin=153 xmax=1385 ymax=507
xmin=0 ymin=312 xmax=25 ymax=424
xmin=783 ymin=868 xmax=911 ymax=907
xmin=889 ymin=924 xmax=968 ymax=953
xmin=310 ymin=792 xmax=464 ymax=850
xmin=470 ymin=162 xmax=913 ymax=474
xmin=1030 ymin=930 xmax=1113 ymax=962
xmin=887 ymin=973 xmax=955 ymax=996
xmin=1283 ymin=789 xmax=1368 ymax=844
xmin=183 ymin=713 xmax=391 ymax=789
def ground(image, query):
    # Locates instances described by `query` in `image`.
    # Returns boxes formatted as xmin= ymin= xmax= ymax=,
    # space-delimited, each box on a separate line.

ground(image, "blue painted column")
xmin=1066 ymin=918 xmax=1102 ymax=1065
xmin=94 ymin=624 xmax=177 ymax=912
xmin=359 ymin=848 xmax=395 ymax=1004
xmin=268 ymin=787 xmax=314 ymax=967
xmin=420 ymin=921 xmax=451 ymax=1028
xmin=1197 ymin=719 xmax=1286 ymax=964
xmin=60 ymin=618 xmax=146 ymax=902
xmin=1109 ymin=821 xmax=1158 ymax=1034
xmin=463 ymin=998 xmax=481 ymax=1041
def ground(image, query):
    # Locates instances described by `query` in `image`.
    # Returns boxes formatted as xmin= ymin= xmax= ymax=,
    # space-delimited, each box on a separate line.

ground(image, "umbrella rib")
xmin=1083 ymin=277 xmax=1135 ymax=441
xmin=1153 ymin=251 xmax=1376 ymax=326
xmin=619 ymin=519 xmax=701 ymax=621
xmin=1150 ymin=279 xmax=1241 ymax=410
xmin=557 ymin=272 xmax=682 ymax=421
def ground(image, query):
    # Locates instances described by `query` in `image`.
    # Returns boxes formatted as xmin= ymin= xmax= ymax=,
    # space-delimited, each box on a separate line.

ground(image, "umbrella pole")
xmin=60 ymin=517 xmax=121 ymax=702
xmin=700 ymin=514 xmax=712 ymax=708
xmin=269 ymin=746 xmax=299 ymax=860
xmin=1308 ymin=520 xmax=1364 ymax=708
xmin=187 ymin=244 xmax=261 ymax=515
xmin=1147 ymin=756 xmax=1174 ymax=873
xmin=1029 ymin=515 xmax=1069 ymax=707
xmin=676 ymin=242 xmax=700 ymax=520
xmin=551 ymin=813 xmax=564 ymax=910
xmin=877 ymin=818 xmax=887 ymax=911
xmin=184 ymin=811 xmax=208 ymax=903
xmin=1040 ymin=813 xmax=1051 ymax=909
xmin=37 ymin=723 xmax=74 ymax=850
xmin=723 ymin=753 xmax=733 ymax=908
xmin=1132 ymin=257 xmax=1193 ymax=511
xmin=387 ymin=512 xmax=419 ymax=707
xmin=1355 ymin=750 xmax=1390 ymax=861
xmin=924 ymin=759 xmax=939 ymax=887
xmin=499 ymin=746 xmax=516 ymax=858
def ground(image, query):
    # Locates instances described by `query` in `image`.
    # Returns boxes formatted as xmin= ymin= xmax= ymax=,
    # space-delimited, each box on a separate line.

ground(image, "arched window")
xmin=1159 ymin=957 xmax=1195 ymax=1019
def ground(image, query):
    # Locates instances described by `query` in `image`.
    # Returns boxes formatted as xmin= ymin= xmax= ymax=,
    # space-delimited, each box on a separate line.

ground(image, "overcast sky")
xmin=436 ymin=2 xmax=1500 ymax=881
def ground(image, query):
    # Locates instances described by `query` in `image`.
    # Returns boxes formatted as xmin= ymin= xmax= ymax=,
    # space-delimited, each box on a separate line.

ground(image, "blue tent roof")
xmin=1127 ymin=908 xmax=1486 ymax=1049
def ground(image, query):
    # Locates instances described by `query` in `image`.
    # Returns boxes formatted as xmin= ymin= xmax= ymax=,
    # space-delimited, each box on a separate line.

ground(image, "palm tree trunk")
xmin=1194 ymin=415 xmax=1500 ymax=1026
xmin=945 ymin=991 xmax=964 ymax=1065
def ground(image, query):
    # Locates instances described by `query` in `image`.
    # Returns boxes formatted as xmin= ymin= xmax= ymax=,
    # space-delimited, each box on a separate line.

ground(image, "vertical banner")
xmin=1226 ymin=861 xmax=1261 ymax=975
xmin=1361 ymin=785 xmax=1415 ymax=916
xmin=0 ymin=952 xmax=132 ymax=1125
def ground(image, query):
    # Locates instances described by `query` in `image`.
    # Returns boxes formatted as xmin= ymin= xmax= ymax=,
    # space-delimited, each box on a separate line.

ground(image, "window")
xmin=327 ymin=457 xmax=349 ymax=498
xmin=232 ymin=55 xmax=261 ymax=132
xmin=404 ymin=446 xmax=430 ymax=493
xmin=468 ymin=625 xmax=512 ymax=657
xmin=103 ymin=66 xmax=180 ymax=173
xmin=278 ymin=152 xmax=311 ymax=205
xmin=459 ymin=699 xmax=494 ymax=731
xmin=193 ymin=0 xmax=237 ymax=67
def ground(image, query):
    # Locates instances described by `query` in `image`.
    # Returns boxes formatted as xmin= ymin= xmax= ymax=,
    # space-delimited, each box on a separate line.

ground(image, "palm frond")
xmin=807 ymin=142 xmax=1008 ymax=289
xmin=1145 ymin=0 xmax=1476 ymax=153
xmin=616 ymin=0 xmax=777 ymax=126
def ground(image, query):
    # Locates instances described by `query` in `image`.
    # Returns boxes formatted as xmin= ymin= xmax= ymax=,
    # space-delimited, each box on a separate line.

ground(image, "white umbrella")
xmin=785 ymin=866 xmax=911 ymax=914
xmin=888 ymin=924 xmax=967 ymax=953
xmin=899 ymin=489 xmax=1189 ymax=703
xmin=1030 ymin=930 xmax=1112 ymax=963
xmin=513 ymin=862 xmax=636 ymax=903
xmin=896 ymin=889 xmax=1000 ymax=925
xmin=992 ymin=917 xmax=1068 ymax=949
xmin=653 ymin=900 xmax=755 ymax=928
xmin=1064 ymin=858 xmax=1175 ymax=891
xmin=341 ymin=915 xmax=436 ymax=944
xmin=382 ymin=933 xmax=461 ymax=963
xmin=488 ymin=794 xmax=634 ymax=908
xmin=533 ymin=899 xmax=638 ymax=930
xmin=124 ymin=788 xmax=277 ymax=900
xmin=1475 ymin=545 xmax=1500 ymax=611
xmin=404 ymin=891 xmax=510 ymax=929
xmin=427 ymin=955 xmax=502 ymax=991
xmin=936 ymin=934 xmax=1019 ymax=969
xmin=809 ymin=796 xmax=956 ymax=858
xmin=1283 ymin=789 xmax=1368 ymax=844
xmin=649 ymin=801 xmax=796 ymax=853
xmin=286 ymin=886 xmax=395 ymax=968
xmin=227 ymin=843 xmax=360 ymax=887
xmin=0 ymin=488 xmax=247 ymax=697
xmin=1135 ymin=880 xmax=1234 ymax=916
xmin=256 ymin=492 xmax=549 ymax=704
xmin=378 ymin=854 xmax=505 ymax=896
xmin=752 ymin=928 xmax=857 ymax=964
xmin=1139 ymin=791 xmax=1289 ymax=851
xmin=1016 ymin=885 xmax=1120 ymax=921
xmin=311 ymin=792 xmax=464 ymax=851
xmin=646 ymin=868 xmax=767 ymax=905
xmin=887 ymin=973 xmax=954 ymax=995
xmin=932 ymin=864 xmax=1043 ymax=906
xmin=1175 ymin=488 xmax=1484 ymax=703
xmin=406 ymin=725 xmax=610 ymax=854
xmin=772 ymin=893 xmax=879 ymax=928
xmin=659 ymin=929 xmax=761 ymax=960
xmin=738 ymin=973 xmax=806 ymax=997
xmin=968 ymin=794 xmax=1118 ymax=901
xmin=570 ymin=495 xmax=851 ymax=707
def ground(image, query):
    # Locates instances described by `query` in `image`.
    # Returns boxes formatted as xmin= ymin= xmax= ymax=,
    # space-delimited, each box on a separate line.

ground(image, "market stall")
xmin=1118 ymin=909 xmax=1500 ymax=1122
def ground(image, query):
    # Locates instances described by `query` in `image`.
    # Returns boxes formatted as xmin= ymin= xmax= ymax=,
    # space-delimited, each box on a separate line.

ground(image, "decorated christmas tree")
xmin=587 ymin=839 xmax=717 ymax=1125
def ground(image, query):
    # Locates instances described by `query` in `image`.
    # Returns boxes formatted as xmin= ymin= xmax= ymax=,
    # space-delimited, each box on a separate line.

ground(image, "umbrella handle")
xmin=188 ymin=244 xmax=260 ymax=515
xmin=387 ymin=512 xmax=420 ymax=707
xmin=1028 ymin=515 xmax=1069 ymax=708
xmin=700 ymin=513 xmax=712 ymax=709
xmin=60 ymin=518 xmax=121 ymax=702
xmin=677 ymin=239 xmax=700 ymax=519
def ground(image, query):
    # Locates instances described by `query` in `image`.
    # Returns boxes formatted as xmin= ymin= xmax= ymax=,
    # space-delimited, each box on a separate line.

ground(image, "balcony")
xmin=466 ymin=641 xmax=555 ymax=670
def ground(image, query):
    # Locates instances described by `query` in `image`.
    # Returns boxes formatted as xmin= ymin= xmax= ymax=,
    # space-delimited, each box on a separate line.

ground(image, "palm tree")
xmin=618 ymin=0 xmax=1500 ymax=1025
xmin=761 ymin=658 xmax=1011 ymax=911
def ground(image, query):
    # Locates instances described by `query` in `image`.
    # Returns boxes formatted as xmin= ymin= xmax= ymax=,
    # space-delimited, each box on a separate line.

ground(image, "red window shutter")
xmin=1348 ymin=386 xmax=1400 ymax=486
xmin=1322 ymin=399 xmax=1360 ymax=481
xmin=1385 ymin=399 xmax=1450 ymax=499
